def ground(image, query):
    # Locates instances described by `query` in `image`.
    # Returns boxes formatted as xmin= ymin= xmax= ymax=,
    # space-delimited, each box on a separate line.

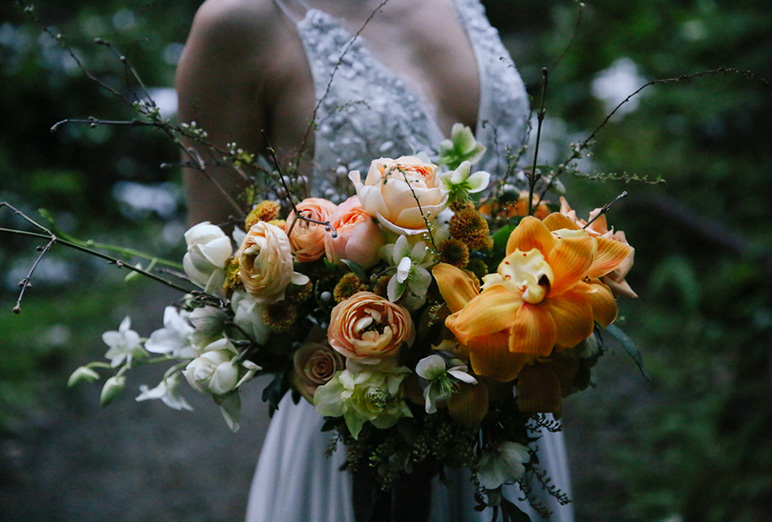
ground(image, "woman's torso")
xmin=267 ymin=0 xmax=529 ymax=196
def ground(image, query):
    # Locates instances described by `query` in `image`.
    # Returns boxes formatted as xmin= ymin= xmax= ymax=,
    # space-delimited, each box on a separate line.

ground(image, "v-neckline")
xmin=298 ymin=0 xmax=482 ymax=141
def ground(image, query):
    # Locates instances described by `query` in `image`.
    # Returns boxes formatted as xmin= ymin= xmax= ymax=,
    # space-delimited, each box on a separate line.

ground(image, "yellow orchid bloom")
xmin=433 ymin=214 xmax=632 ymax=383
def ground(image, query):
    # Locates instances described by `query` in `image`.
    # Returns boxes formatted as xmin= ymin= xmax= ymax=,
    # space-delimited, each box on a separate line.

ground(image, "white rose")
xmin=182 ymin=222 xmax=232 ymax=290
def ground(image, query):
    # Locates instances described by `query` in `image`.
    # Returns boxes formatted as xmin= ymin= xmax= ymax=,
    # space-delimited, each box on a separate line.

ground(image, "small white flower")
xmin=477 ymin=442 xmax=531 ymax=490
xmin=415 ymin=354 xmax=477 ymax=413
xmin=102 ymin=317 xmax=144 ymax=368
xmin=438 ymin=123 xmax=487 ymax=169
xmin=380 ymin=236 xmax=434 ymax=308
xmin=145 ymin=306 xmax=196 ymax=358
xmin=437 ymin=161 xmax=490 ymax=202
xmin=136 ymin=373 xmax=193 ymax=411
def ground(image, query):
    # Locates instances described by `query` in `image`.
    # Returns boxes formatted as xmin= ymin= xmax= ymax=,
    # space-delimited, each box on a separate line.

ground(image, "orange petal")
xmin=542 ymin=290 xmax=594 ymax=348
xmin=547 ymin=235 xmax=596 ymax=295
xmin=506 ymin=216 xmax=556 ymax=257
xmin=586 ymin=237 xmax=633 ymax=279
xmin=508 ymin=303 xmax=556 ymax=356
xmin=468 ymin=334 xmax=530 ymax=382
xmin=585 ymin=280 xmax=618 ymax=327
xmin=543 ymin=212 xmax=580 ymax=232
xmin=516 ymin=363 xmax=562 ymax=413
xmin=433 ymin=263 xmax=479 ymax=313
xmin=446 ymin=286 xmax=520 ymax=345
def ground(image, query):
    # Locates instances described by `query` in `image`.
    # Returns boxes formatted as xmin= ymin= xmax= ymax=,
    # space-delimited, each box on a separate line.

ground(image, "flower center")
xmin=498 ymin=248 xmax=554 ymax=304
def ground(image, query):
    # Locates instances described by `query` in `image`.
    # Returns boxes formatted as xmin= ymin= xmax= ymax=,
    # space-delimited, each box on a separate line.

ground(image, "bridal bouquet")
xmin=65 ymin=123 xmax=638 ymax=517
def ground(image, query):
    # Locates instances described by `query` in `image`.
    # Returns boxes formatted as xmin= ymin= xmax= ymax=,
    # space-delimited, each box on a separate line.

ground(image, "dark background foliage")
xmin=1 ymin=0 xmax=770 ymax=521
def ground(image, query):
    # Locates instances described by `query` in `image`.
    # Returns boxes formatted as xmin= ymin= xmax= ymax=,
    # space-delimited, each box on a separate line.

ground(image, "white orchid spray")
xmin=379 ymin=235 xmax=435 ymax=310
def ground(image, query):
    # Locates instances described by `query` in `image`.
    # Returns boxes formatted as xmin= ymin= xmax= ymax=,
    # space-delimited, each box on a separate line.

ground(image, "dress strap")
xmin=273 ymin=0 xmax=312 ymax=23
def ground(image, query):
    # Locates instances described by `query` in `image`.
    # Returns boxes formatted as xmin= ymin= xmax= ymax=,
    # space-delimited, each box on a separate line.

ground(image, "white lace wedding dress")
xmin=245 ymin=1 xmax=575 ymax=520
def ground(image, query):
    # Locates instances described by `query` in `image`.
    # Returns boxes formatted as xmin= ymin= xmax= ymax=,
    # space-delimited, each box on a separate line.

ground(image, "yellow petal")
xmin=542 ymin=290 xmax=595 ymax=348
xmin=546 ymin=235 xmax=596 ymax=295
xmin=516 ymin=363 xmax=562 ymax=413
xmin=447 ymin=381 xmax=489 ymax=428
xmin=585 ymin=280 xmax=618 ymax=327
xmin=586 ymin=237 xmax=634 ymax=279
xmin=446 ymin=286 xmax=520 ymax=345
xmin=543 ymin=212 xmax=580 ymax=232
xmin=508 ymin=303 xmax=556 ymax=356
xmin=506 ymin=216 xmax=556 ymax=257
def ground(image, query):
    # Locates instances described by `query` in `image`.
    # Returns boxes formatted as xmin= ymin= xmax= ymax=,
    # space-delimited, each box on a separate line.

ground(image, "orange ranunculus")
xmin=327 ymin=292 xmax=415 ymax=364
xmin=433 ymin=213 xmax=632 ymax=382
xmin=285 ymin=198 xmax=338 ymax=263
xmin=559 ymin=197 xmax=637 ymax=298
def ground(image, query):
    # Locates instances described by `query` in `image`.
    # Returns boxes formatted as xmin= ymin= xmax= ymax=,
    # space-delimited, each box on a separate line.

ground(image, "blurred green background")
xmin=1 ymin=0 xmax=770 ymax=520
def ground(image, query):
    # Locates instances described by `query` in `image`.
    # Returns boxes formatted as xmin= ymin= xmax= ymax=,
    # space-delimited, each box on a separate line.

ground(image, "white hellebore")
xmin=438 ymin=123 xmax=487 ymax=169
xmin=102 ymin=316 xmax=143 ymax=368
xmin=477 ymin=441 xmax=532 ymax=490
xmin=415 ymin=354 xmax=477 ymax=414
xmin=136 ymin=373 xmax=193 ymax=411
xmin=380 ymin=235 xmax=434 ymax=309
xmin=182 ymin=338 xmax=260 ymax=396
xmin=182 ymin=221 xmax=232 ymax=291
xmin=436 ymin=161 xmax=490 ymax=201
xmin=144 ymin=306 xmax=196 ymax=359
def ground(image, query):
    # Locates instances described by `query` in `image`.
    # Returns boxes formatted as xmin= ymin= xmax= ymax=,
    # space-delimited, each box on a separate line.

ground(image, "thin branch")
xmin=583 ymin=191 xmax=628 ymax=229
xmin=528 ymin=68 xmax=549 ymax=216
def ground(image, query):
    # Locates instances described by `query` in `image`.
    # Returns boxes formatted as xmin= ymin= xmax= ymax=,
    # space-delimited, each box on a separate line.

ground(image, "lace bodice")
xmin=282 ymin=0 xmax=529 ymax=198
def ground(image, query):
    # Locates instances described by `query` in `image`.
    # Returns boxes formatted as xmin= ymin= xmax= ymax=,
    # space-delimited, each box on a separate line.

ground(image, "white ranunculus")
xmin=182 ymin=338 xmax=260 ymax=396
xmin=182 ymin=222 xmax=232 ymax=290
xmin=231 ymin=290 xmax=270 ymax=345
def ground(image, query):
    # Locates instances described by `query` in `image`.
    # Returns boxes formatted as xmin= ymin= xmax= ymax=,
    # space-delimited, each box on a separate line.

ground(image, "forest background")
xmin=1 ymin=0 xmax=770 ymax=521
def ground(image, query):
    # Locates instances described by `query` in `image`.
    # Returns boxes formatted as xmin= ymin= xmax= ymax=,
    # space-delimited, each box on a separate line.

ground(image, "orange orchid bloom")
xmin=432 ymin=213 xmax=632 ymax=382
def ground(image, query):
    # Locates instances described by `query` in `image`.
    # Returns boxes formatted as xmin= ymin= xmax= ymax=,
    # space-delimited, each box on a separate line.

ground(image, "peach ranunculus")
xmin=559 ymin=197 xmax=637 ymax=298
xmin=327 ymin=291 xmax=415 ymax=365
xmin=236 ymin=221 xmax=309 ymax=303
xmin=285 ymin=198 xmax=338 ymax=263
xmin=324 ymin=196 xmax=385 ymax=269
xmin=290 ymin=341 xmax=346 ymax=403
xmin=432 ymin=213 xmax=632 ymax=382
xmin=349 ymin=156 xmax=447 ymax=235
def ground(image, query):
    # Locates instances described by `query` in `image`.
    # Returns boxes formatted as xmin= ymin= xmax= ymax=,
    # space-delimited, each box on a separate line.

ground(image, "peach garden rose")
xmin=327 ymin=291 xmax=415 ymax=364
xmin=324 ymin=196 xmax=384 ymax=269
xmin=349 ymin=155 xmax=447 ymax=235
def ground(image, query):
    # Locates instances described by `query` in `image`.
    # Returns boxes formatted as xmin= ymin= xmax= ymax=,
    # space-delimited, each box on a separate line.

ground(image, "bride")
xmin=176 ymin=0 xmax=575 ymax=520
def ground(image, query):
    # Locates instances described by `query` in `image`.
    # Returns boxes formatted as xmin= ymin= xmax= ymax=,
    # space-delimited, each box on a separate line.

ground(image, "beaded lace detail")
xmin=291 ymin=0 xmax=529 ymax=199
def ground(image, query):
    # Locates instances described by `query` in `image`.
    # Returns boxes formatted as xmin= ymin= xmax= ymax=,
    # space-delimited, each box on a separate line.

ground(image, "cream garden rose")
xmin=236 ymin=221 xmax=309 ymax=303
xmin=327 ymin=291 xmax=415 ymax=364
xmin=349 ymin=155 xmax=447 ymax=235
xmin=285 ymin=197 xmax=338 ymax=263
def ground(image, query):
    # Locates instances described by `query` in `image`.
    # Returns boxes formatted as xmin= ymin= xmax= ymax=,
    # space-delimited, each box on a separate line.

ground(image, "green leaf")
xmin=341 ymin=258 xmax=367 ymax=282
xmin=605 ymin=324 xmax=651 ymax=382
